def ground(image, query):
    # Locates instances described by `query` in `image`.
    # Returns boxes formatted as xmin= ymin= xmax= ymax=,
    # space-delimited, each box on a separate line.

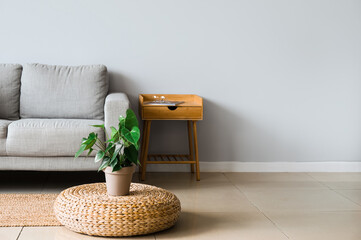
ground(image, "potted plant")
xmin=75 ymin=109 xmax=140 ymax=196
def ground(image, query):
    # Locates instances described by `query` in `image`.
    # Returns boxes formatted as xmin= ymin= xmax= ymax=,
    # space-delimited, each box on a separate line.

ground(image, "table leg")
xmin=141 ymin=120 xmax=151 ymax=181
xmin=192 ymin=120 xmax=200 ymax=181
xmin=139 ymin=121 xmax=148 ymax=174
xmin=187 ymin=121 xmax=195 ymax=173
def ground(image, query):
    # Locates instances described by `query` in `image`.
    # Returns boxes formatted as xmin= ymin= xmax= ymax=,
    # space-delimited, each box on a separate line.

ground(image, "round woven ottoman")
xmin=54 ymin=183 xmax=181 ymax=237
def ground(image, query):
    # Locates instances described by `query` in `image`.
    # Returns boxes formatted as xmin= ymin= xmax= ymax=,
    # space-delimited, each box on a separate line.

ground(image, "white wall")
xmin=1 ymin=0 xmax=361 ymax=165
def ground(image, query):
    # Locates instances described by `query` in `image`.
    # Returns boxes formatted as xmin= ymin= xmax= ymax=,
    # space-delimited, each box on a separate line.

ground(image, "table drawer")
xmin=142 ymin=106 xmax=203 ymax=120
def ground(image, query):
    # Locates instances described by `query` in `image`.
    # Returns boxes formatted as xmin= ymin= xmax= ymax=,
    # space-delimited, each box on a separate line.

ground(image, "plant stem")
xmin=96 ymin=138 xmax=106 ymax=151
xmin=94 ymin=142 xmax=105 ymax=152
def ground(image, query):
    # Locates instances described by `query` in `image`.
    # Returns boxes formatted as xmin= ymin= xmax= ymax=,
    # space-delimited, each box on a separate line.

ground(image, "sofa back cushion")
xmin=0 ymin=64 xmax=22 ymax=120
xmin=20 ymin=64 xmax=108 ymax=120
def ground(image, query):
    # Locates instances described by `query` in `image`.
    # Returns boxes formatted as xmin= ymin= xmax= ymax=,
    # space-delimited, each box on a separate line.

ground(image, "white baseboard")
xmin=144 ymin=161 xmax=361 ymax=172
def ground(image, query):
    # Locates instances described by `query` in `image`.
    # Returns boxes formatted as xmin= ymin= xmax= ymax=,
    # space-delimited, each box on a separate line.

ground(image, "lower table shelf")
xmin=147 ymin=154 xmax=196 ymax=164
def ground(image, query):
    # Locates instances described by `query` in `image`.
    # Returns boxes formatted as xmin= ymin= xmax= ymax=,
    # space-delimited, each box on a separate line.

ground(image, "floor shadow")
xmin=155 ymin=211 xmax=218 ymax=238
xmin=0 ymin=171 xmax=105 ymax=193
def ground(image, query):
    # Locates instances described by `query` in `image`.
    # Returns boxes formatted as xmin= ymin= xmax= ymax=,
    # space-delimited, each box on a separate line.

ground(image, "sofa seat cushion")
xmin=20 ymin=64 xmax=108 ymax=120
xmin=0 ymin=120 xmax=12 ymax=156
xmin=0 ymin=64 xmax=22 ymax=120
xmin=6 ymin=119 xmax=104 ymax=157
xmin=0 ymin=119 xmax=11 ymax=138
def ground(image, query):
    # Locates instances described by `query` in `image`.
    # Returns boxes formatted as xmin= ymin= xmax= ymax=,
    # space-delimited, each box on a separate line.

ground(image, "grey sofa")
xmin=0 ymin=63 xmax=129 ymax=171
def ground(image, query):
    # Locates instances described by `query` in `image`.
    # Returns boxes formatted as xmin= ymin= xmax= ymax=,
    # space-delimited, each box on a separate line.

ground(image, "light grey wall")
xmin=1 ymin=0 xmax=361 ymax=163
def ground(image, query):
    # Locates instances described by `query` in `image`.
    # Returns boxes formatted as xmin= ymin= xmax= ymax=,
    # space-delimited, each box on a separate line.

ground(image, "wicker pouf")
xmin=54 ymin=183 xmax=181 ymax=237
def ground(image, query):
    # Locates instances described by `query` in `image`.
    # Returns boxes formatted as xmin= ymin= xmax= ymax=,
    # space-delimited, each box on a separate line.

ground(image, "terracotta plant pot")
xmin=103 ymin=165 xmax=136 ymax=196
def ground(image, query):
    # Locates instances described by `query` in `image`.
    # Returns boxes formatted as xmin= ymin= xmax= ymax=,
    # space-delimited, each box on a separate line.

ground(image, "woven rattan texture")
xmin=0 ymin=194 xmax=61 ymax=227
xmin=54 ymin=183 xmax=181 ymax=237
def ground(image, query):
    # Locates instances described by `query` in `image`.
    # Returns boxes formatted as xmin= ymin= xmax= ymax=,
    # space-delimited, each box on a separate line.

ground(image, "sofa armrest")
xmin=104 ymin=93 xmax=130 ymax=133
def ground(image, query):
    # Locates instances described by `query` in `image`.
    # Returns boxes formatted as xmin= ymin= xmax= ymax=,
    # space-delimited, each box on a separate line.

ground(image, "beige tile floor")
xmin=1 ymin=172 xmax=361 ymax=240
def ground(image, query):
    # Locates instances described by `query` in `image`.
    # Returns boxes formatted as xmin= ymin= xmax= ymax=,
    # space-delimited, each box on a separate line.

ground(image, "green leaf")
xmin=98 ymin=157 xmax=110 ymax=171
xmin=110 ymin=153 xmax=120 ymax=169
xmin=76 ymin=132 xmax=98 ymax=159
xmin=113 ymin=154 xmax=124 ymax=171
xmin=110 ymin=127 xmax=120 ymax=142
xmin=118 ymin=116 xmax=126 ymax=129
xmin=125 ymin=109 xmax=138 ymax=130
xmin=121 ymin=127 xmax=134 ymax=143
xmin=91 ymin=124 xmax=108 ymax=141
xmin=110 ymin=157 xmax=117 ymax=167
xmin=124 ymin=145 xmax=139 ymax=164
xmin=130 ymin=127 xmax=140 ymax=148
xmin=105 ymin=143 xmax=114 ymax=152
xmin=95 ymin=150 xmax=105 ymax=163
xmin=88 ymin=132 xmax=97 ymax=140
xmin=112 ymin=161 xmax=122 ymax=172
xmin=82 ymin=136 xmax=94 ymax=145
xmin=119 ymin=136 xmax=131 ymax=147
xmin=107 ymin=145 xmax=116 ymax=156
xmin=75 ymin=144 xmax=87 ymax=159
xmin=105 ymin=138 xmax=115 ymax=143
xmin=121 ymin=127 xmax=140 ymax=149
xmin=111 ymin=147 xmax=121 ymax=163
xmin=110 ymin=127 xmax=117 ymax=138
xmin=86 ymin=148 xmax=94 ymax=157
xmin=84 ymin=139 xmax=96 ymax=150
xmin=119 ymin=154 xmax=125 ymax=164
xmin=91 ymin=124 xmax=105 ymax=129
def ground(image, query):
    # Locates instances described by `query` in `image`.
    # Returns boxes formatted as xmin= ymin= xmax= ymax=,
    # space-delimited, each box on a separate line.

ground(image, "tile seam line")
xmin=222 ymin=173 xmax=290 ymax=239
xmin=16 ymin=226 xmax=24 ymax=240
xmin=305 ymin=172 xmax=361 ymax=207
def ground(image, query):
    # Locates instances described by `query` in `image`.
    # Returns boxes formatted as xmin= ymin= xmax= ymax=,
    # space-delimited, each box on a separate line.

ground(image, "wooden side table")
xmin=139 ymin=94 xmax=203 ymax=181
